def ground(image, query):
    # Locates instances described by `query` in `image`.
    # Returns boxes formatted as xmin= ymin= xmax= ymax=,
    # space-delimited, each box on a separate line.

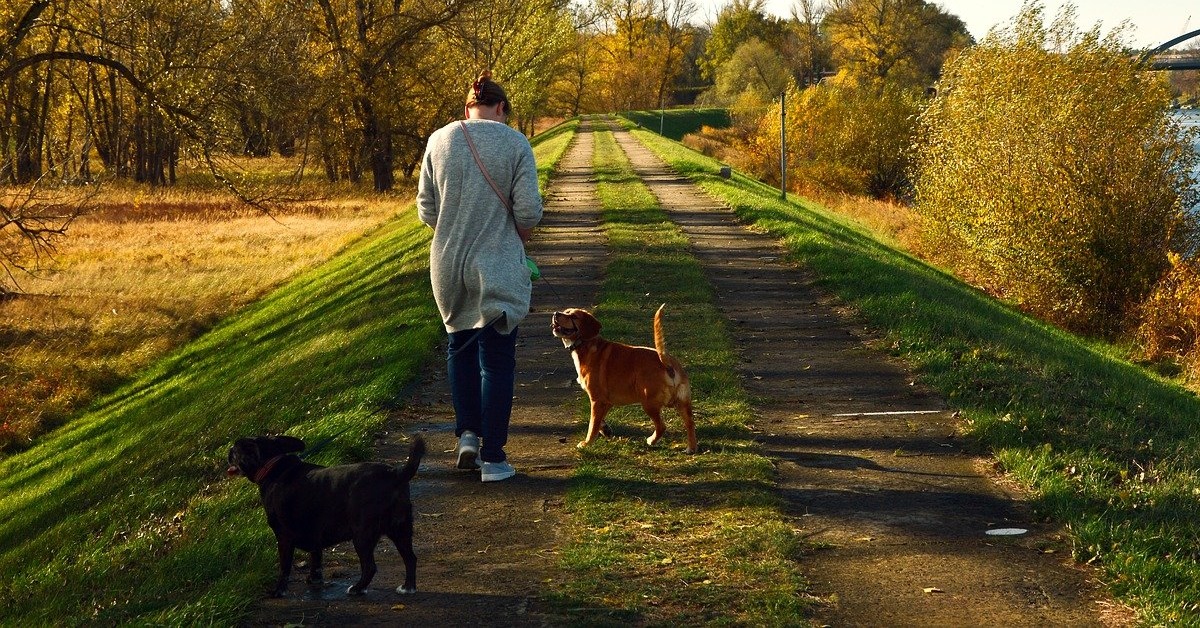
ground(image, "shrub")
xmin=753 ymin=80 xmax=921 ymax=199
xmin=1137 ymin=255 xmax=1200 ymax=380
xmin=912 ymin=4 xmax=1200 ymax=337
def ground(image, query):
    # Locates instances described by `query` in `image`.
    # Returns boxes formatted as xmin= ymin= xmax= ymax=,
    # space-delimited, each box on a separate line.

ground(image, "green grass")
xmin=621 ymin=108 xmax=731 ymax=142
xmin=548 ymin=125 xmax=809 ymax=625
xmin=625 ymin=118 xmax=1200 ymax=625
xmin=0 ymin=125 xmax=578 ymax=626
xmin=534 ymin=118 xmax=579 ymax=189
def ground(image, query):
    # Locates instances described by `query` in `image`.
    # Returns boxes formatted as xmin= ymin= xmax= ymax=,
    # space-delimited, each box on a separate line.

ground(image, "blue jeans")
xmin=447 ymin=324 xmax=518 ymax=463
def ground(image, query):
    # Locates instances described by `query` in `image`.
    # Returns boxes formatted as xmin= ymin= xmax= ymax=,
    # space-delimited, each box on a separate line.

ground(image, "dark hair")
xmin=465 ymin=69 xmax=510 ymax=115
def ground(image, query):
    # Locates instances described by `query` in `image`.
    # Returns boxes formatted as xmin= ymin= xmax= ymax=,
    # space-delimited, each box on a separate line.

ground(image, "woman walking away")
xmin=416 ymin=70 xmax=543 ymax=482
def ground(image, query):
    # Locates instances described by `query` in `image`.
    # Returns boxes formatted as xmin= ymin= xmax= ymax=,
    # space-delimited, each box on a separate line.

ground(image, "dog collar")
xmin=253 ymin=454 xmax=287 ymax=484
xmin=566 ymin=337 xmax=590 ymax=353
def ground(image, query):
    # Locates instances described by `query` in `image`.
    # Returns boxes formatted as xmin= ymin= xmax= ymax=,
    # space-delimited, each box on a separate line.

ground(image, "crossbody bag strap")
xmin=459 ymin=121 xmax=515 ymax=215
xmin=460 ymin=121 xmax=540 ymax=281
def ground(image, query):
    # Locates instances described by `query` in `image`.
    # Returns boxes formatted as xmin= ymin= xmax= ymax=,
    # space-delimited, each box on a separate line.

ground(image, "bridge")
xmin=1142 ymin=28 xmax=1200 ymax=70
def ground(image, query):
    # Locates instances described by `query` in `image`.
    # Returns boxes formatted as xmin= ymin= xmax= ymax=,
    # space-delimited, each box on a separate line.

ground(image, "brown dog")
xmin=227 ymin=434 xmax=425 ymax=597
xmin=551 ymin=304 xmax=697 ymax=453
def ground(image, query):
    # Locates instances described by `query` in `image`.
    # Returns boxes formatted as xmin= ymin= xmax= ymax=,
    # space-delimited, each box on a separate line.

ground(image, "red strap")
xmin=253 ymin=454 xmax=285 ymax=484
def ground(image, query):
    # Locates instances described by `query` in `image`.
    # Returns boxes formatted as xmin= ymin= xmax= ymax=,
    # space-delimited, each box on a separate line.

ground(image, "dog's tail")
xmin=653 ymin=304 xmax=677 ymax=378
xmin=398 ymin=435 xmax=426 ymax=482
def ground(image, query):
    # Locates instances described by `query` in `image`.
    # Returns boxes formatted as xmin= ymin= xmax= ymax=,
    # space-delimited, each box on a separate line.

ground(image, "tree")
xmin=590 ymin=0 xmax=696 ymax=112
xmin=913 ymin=3 xmax=1200 ymax=336
xmin=549 ymin=6 xmax=605 ymax=116
xmin=288 ymin=0 xmax=480 ymax=191
xmin=0 ymin=0 xmax=261 ymax=288
xmin=824 ymin=0 xmax=971 ymax=90
xmin=786 ymin=0 xmax=832 ymax=87
xmin=442 ymin=0 xmax=576 ymax=135
xmin=707 ymin=37 xmax=790 ymax=107
xmin=698 ymin=0 xmax=784 ymax=81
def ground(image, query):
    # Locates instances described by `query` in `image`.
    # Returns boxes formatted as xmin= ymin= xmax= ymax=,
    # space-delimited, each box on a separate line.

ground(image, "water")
xmin=1174 ymin=108 xmax=1200 ymax=159
xmin=1171 ymin=109 xmax=1200 ymax=210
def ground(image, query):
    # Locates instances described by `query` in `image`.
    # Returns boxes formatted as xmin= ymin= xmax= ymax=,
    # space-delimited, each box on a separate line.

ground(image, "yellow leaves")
xmin=913 ymin=4 xmax=1197 ymax=336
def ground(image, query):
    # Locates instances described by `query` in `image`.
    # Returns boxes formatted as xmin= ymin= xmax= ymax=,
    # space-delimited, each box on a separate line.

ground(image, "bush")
xmin=753 ymin=80 xmax=921 ymax=199
xmin=1137 ymin=255 xmax=1200 ymax=379
xmin=682 ymin=107 xmax=781 ymax=185
xmin=912 ymin=5 xmax=1200 ymax=337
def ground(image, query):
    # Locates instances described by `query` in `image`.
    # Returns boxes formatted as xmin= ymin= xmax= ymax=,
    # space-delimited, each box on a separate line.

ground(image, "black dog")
xmin=227 ymin=434 xmax=425 ymax=597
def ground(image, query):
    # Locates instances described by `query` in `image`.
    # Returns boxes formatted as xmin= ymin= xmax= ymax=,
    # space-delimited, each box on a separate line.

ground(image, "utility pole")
xmin=780 ymin=90 xmax=787 ymax=201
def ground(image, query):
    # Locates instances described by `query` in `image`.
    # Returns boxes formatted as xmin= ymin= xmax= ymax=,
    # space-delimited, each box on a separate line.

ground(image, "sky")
xmin=691 ymin=1 xmax=1198 ymax=50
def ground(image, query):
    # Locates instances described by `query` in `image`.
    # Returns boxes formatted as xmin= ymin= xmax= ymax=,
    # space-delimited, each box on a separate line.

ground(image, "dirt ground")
xmin=245 ymin=120 xmax=1130 ymax=627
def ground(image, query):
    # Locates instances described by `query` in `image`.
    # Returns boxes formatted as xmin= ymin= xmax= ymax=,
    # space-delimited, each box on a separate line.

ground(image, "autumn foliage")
xmin=912 ymin=6 xmax=1200 ymax=337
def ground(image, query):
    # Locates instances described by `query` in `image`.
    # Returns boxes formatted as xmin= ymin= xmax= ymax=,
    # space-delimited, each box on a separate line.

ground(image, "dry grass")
xmin=0 ymin=180 xmax=406 ymax=452
xmin=803 ymin=188 xmax=920 ymax=249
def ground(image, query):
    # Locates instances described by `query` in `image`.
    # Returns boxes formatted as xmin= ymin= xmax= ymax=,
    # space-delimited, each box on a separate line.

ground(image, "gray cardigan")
xmin=417 ymin=119 xmax=543 ymax=335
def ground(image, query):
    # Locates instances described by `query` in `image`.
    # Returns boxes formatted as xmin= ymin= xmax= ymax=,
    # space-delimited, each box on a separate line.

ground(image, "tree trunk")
xmin=358 ymin=97 xmax=393 ymax=192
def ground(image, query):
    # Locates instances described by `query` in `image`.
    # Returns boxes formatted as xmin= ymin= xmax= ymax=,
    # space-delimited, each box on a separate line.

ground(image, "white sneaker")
xmin=455 ymin=431 xmax=480 ymax=470
xmin=480 ymin=460 xmax=517 ymax=482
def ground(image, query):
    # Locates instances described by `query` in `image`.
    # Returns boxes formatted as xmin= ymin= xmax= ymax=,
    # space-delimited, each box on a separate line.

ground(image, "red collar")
xmin=253 ymin=454 xmax=286 ymax=484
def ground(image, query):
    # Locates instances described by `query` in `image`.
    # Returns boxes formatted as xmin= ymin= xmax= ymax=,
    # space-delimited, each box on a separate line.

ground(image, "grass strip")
xmin=0 ymin=123 xmax=578 ymax=625
xmin=549 ymin=124 xmax=809 ymax=625
xmin=627 ymin=117 xmax=1200 ymax=625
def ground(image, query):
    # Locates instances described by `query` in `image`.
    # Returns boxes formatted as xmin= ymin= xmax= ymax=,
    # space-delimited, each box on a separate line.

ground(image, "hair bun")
xmin=466 ymin=69 xmax=509 ymax=114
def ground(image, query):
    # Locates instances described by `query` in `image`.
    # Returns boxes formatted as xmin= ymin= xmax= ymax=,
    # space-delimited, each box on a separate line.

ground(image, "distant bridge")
xmin=1142 ymin=28 xmax=1200 ymax=70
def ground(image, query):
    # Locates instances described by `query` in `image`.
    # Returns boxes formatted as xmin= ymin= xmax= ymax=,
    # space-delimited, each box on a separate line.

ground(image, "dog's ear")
xmin=272 ymin=435 xmax=306 ymax=454
xmin=578 ymin=310 xmax=601 ymax=338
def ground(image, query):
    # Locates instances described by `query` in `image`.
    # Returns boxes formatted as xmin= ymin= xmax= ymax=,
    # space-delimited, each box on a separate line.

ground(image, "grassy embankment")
xmin=549 ymin=123 xmax=809 ymax=624
xmin=0 ymin=120 xmax=577 ymax=625
xmin=622 ymin=108 xmax=731 ymax=142
xmin=628 ymin=115 xmax=1200 ymax=625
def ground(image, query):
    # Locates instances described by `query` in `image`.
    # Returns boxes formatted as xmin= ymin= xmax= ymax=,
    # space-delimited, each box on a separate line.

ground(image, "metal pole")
xmin=780 ymin=91 xmax=787 ymax=201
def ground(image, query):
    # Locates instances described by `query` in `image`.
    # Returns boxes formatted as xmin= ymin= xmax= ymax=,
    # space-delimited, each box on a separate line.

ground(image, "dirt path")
xmin=247 ymin=118 xmax=1125 ymax=626
xmin=611 ymin=122 xmax=1124 ymax=626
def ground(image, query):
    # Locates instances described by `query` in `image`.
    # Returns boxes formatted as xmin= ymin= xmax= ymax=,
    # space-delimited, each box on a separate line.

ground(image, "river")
xmin=1172 ymin=109 xmax=1200 ymax=208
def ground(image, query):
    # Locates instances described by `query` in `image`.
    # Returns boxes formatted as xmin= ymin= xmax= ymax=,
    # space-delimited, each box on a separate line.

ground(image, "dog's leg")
xmin=389 ymin=511 xmax=418 ymax=594
xmin=273 ymin=537 xmax=294 ymax=597
xmin=644 ymin=404 xmax=667 ymax=447
xmin=347 ymin=537 xmax=379 ymax=595
xmin=680 ymin=400 xmax=698 ymax=454
xmin=578 ymin=401 xmax=612 ymax=449
xmin=306 ymin=548 xmax=324 ymax=585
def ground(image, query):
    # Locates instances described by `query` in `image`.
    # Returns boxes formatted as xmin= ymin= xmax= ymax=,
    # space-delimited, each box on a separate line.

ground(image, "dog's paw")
xmin=645 ymin=434 xmax=661 ymax=446
xmin=396 ymin=585 xmax=417 ymax=594
xmin=576 ymin=440 xmax=588 ymax=449
xmin=346 ymin=584 xmax=367 ymax=596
